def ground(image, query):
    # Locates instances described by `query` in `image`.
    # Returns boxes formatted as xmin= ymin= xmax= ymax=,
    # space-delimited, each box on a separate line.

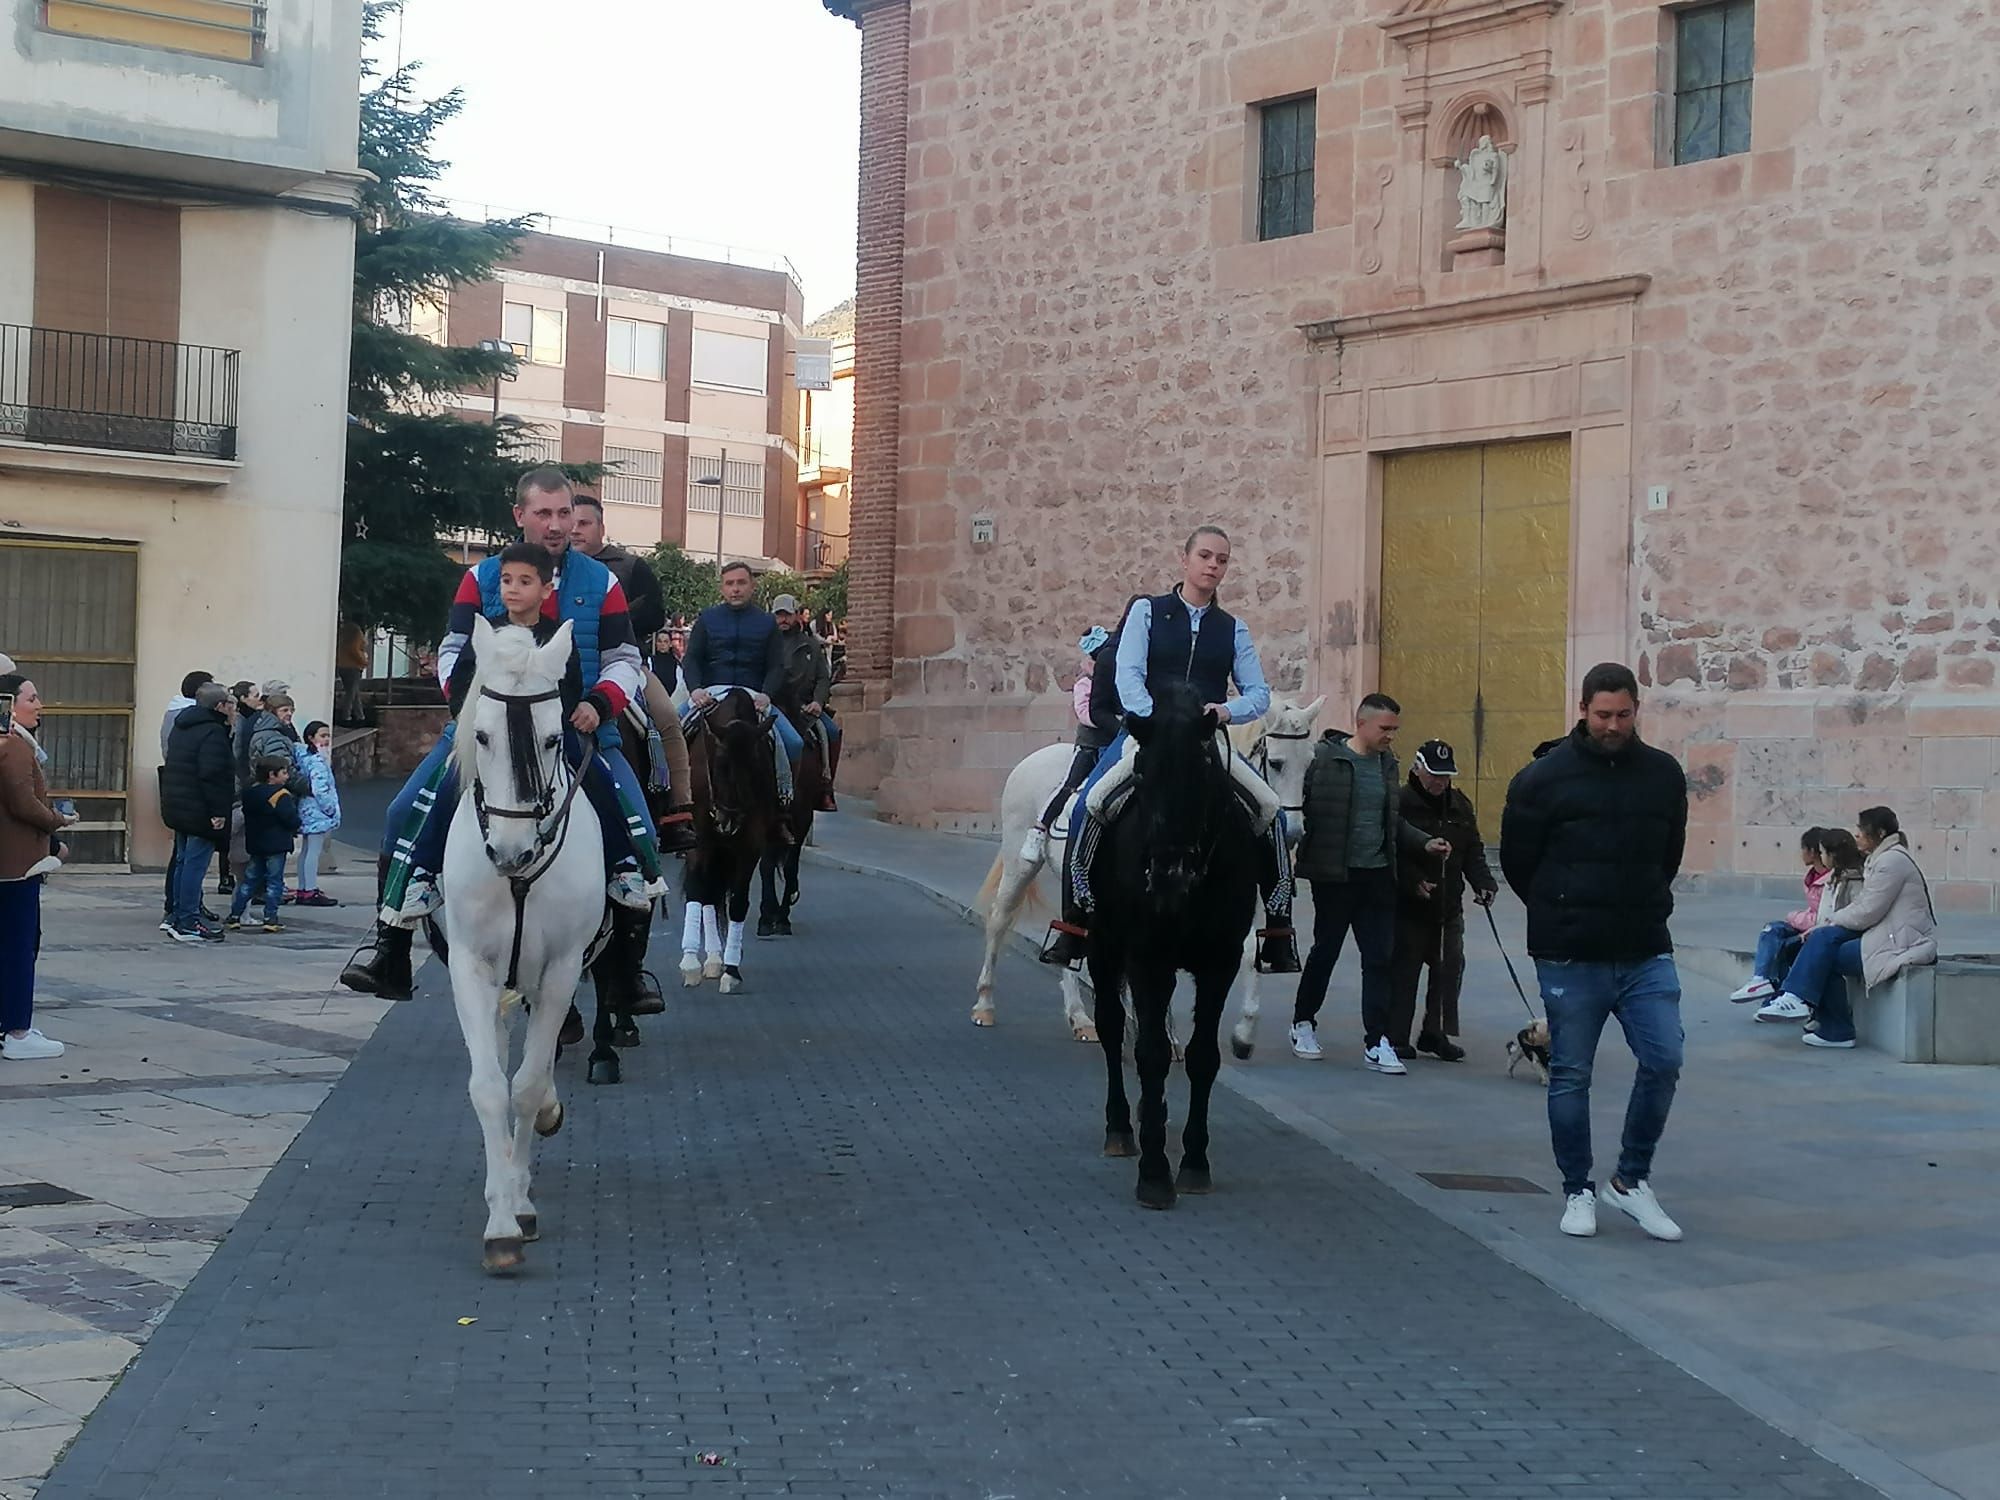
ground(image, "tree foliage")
xmin=339 ymin=0 xmax=537 ymax=640
xmin=642 ymin=548 xmax=850 ymax=627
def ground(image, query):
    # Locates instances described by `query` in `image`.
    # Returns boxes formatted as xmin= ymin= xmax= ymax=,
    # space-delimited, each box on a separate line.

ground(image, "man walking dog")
xmin=1500 ymin=662 xmax=1689 ymax=1243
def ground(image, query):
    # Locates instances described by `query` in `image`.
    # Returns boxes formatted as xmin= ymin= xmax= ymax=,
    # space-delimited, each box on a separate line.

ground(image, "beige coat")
xmin=1831 ymin=833 xmax=1938 ymax=988
xmin=1813 ymin=869 xmax=1862 ymax=927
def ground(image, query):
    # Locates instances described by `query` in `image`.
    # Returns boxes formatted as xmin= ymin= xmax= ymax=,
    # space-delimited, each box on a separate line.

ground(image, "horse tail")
xmin=978 ymin=850 xmax=1048 ymax=918
xmin=977 ymin=853 xmax=1004 ymax=912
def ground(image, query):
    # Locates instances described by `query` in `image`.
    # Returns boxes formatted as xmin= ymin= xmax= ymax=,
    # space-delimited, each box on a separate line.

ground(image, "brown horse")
xmin=757 ymin=709 xmax=827 ymax=936
xmin=679 ymin=690 xmax=783 ymax=992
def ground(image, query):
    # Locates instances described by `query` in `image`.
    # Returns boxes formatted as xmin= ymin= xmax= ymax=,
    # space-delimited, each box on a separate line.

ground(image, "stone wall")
xmin=830 ymin=0 xmax=2000 ymax=898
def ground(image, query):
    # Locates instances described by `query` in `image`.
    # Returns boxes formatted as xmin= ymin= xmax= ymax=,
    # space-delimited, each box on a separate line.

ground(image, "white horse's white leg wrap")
xmin=1082 ymin=737 xmax=1137 ymax=819
xmin=701 ymin=905 xmax=723 ymax=958
xmin=1225 ymin=734 xmax=1282 ymax=833
xmin=724 ymin=920 xmax=745 ymax=967
xmin=681 ymin=901 xmax=703 ymax=956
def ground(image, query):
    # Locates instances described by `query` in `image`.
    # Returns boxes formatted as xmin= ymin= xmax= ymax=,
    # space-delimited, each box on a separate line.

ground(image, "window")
xmin=501 ymin=301 xmax=564 ymax=365
xmin=42 ymin=0 xmax=265 ymax=64
xmin=406 ymin=295 xmax=446 ymax=345
xmin=604 ymin=444 xmax=662 ymax=507
xmin=1674 ymin=0 xmax=1754 ymax=165
xmin=514 ymin=426 xmax=561 ymax=465
xmin=690 ymin=329 xmax=768 ymax=395
xmin=687 ymin=455 xmax=764 ymax=518
xmin=1256 ymin=95 xmax=1316 ymax=242
xmin=607 ymin=317 xmax=666 ymax=381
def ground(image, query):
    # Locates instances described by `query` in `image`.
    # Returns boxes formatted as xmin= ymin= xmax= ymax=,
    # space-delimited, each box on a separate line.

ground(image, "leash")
xmin=1483 ymin=901 xmax=1541 ymax=1021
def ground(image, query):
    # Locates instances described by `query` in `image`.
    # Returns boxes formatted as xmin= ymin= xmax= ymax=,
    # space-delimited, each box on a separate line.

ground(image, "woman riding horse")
xmin=1043 ymin=523 xmax=1299 ymax=974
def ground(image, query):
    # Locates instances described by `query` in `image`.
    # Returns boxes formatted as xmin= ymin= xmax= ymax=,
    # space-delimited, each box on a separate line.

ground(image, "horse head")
xmin=1241 ymin=693 xmax=1324 ymax=844
xmin=699 ymin=690 xmax=776 ymax=841
xmin=455 ymin=615 xmax=577 ymax=874
xmin=1129 ymin=680 xmax=1232 ymax=916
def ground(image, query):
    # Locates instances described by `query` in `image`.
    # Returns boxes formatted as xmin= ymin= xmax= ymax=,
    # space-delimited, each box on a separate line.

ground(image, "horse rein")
xmin=468 ymin=684 xmax=593 ymax=996
xmin=1250 ymin=726 xmax=1313 ymax=819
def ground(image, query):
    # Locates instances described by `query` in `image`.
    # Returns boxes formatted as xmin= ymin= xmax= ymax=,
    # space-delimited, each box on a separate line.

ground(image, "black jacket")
xmin=1499 ymin=723 xmax=1688 ymax=961
xmin=241 ymin=781 xmax=301 ymax=857
xmin=682 ymin=601 xmax=784 ymax=697
xmin=1397 ymin=775 xmax=1498 ymax=919
xmin=774 ymin=626 xmax=832 ymax=715
xmin=1295 ymin=732 xmax=1427 ymax=884
xmin=593 ymin=542 xmax=666 ymax=645
xmin=161 ymin=705 xmax=236 ymax=837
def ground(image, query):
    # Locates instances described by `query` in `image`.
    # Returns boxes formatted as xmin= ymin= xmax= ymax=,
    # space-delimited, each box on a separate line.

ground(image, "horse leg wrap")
xmin=723 ymin=920 xmax=745 ymax=967
xmin=701 ymin=904 xmax=723 ymax=958
xmin=680 ymin=900 xmax=703 ymax=956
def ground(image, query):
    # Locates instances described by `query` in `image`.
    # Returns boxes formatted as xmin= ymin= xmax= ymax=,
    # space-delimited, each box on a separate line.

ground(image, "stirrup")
xmin=1039 ymin=920 xmax=1088 ymax=970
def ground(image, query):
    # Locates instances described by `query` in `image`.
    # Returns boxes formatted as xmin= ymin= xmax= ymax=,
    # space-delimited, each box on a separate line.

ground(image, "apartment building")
xmin=797 ymin=318 xmax=854 ymax=577
xmin=0 ymin=0 xmax=364 ymax=866
xmin=438 ymin=223 xmax=807 ymax=568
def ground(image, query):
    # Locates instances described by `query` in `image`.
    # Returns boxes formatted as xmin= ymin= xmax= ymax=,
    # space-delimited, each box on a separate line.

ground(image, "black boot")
xmin=341 ymin=922 xmax=414 ymax=1001
xmin=616 ymin=907 xmax=665 ymax=1015
xmin=1040 ymin=822 xmax=1090 ymax=968
xmin=657 ymin=806 xmax=696 ymax=854
xmin=1416 ymin=1030 xmax=1466 ymax=1062
xmin=1256 ymin=923 xmax=1302 ymax=974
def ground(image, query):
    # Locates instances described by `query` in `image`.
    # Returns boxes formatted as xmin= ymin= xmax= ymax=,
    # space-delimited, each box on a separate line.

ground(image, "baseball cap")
xmin=1415 ymin=739 xmax=1460 ymax=777
xmin=770 ymin=594 xmax=801 ymax=615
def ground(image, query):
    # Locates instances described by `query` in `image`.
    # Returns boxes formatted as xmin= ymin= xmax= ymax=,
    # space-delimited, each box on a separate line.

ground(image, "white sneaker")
xmin=1019 ymin=827 xmax=1049 ymax=866
xmin=1802 ymin=1031 xmax=1856 ymax=1049
xmin=2 ymin=1029 xmax=64 ymax=1061
xmin=1364 ymin=1037 xmax=1407 ymax=1075
xmin=386 ymin=879 xmax=443 ymax=929
xmin=1289 ymin=1021 xmax=1323 ymax=1060
xmin=159 ymin=916 xmax=175 ymax=933
xmin=1604 ymin=1178 xmax=1683 ymax=1241
xmin=1729 ymin=977 xmax=1776 ymax=1003
xmin=1755 ymin=994 xmax=1811 ymax=1022
xmin=1560 ymin=1188 xmax=1598 ymax=1237
xmin=608 ymin=872 xmax=653 ymax=910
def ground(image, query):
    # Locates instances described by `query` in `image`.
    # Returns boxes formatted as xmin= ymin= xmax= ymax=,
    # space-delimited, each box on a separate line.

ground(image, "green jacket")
xmin=1295 ymin=731 xmax=1428 ymax=883
xmin=775 ymin=627 xmax=832 ymax=715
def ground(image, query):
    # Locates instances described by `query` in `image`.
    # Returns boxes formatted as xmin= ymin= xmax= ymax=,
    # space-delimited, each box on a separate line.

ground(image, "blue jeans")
xmin=0 ymin=878 xmax=40 ymax=1034
xmin=1753 ymin=920 xmax=1804 ymax=985
xmin=400 ymin=735 xmax=656 ymax=878
xmin=1536 ymin=955 xmax=1684 ymax=1197
xmin=1079 ymin=730 xmax=1127 ymax=801
xmin=170 ymin=835 xmax=219 ymax=928
xmin=230 ymin=853 xmax=285 ymax=923
xmin=1784 ymin=926 xmax=1865 ymax=1042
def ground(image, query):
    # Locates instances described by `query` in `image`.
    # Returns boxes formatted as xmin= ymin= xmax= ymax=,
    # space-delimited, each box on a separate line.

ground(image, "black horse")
xmin=756 ymin=709 xmax=827 ymax=936
xmin=684 ymin=690 xmax=783 ymax=988
xmin=1087 ymin=680 xmax=1260 ymax=1210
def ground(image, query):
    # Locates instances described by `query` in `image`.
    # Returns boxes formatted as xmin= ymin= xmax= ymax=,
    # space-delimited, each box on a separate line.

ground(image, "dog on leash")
xmin=1506 ymin=1018 xmax=1551 ymax=1083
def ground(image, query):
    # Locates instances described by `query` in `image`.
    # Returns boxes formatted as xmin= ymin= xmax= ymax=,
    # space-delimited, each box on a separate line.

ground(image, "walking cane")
xmin=1483 ymin=900 xmax=1541 ymax=1022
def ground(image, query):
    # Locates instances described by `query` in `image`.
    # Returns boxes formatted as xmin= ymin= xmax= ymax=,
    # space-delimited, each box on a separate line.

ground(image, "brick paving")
xmin=37 ymin=872 xmax=1877 ymax=1499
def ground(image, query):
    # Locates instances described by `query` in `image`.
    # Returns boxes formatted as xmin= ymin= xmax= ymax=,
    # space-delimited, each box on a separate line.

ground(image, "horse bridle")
xmin=468 ymin=684 xmax=591 ymax=995
xmin=1251 ymin=726 xmax=1313 ymax=820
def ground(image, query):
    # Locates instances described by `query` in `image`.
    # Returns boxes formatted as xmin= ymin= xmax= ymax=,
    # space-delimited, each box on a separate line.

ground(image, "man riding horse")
xmin=771 ymin=593 xmax=839 ymax=811
xmin=681 ymin=564 xmax=828 ymax=815
xmin=340 ymin=468 xmax=667 ymax=1001
xmin=1041 ymin=523 xmax=1302 ymax=974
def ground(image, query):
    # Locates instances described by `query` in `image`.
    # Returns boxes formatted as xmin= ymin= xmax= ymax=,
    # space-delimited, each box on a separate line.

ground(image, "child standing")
xmin=293 ymin=720 xmax=342 ymax=907
xmin=228 ymin=754 xmax=299 ymax=932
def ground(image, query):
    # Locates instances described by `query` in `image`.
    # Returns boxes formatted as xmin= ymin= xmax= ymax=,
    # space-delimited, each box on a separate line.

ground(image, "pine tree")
xmin=339 ymin=1 xmax=534 ymax=640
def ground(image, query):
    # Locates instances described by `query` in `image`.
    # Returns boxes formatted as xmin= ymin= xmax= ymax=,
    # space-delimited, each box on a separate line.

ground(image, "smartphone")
xmin=0 ymin=693 xmax=11 ymax=735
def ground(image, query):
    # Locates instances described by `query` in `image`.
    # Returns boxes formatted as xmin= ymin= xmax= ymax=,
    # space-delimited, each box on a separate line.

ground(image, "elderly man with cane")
xmin=1386 ymin=739 xmax=1497 ymax=1063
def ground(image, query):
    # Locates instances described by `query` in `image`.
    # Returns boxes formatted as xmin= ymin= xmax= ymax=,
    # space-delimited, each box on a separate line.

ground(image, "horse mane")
xmin=453 ymin=624 xmax=558 ymax=796
xmin=1134 ymin=682 xmax=1223 ymax=822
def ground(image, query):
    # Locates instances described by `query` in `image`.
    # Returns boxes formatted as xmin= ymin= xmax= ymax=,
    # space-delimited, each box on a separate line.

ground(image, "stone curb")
xmin=801 ymin=842 xmax=1954 ymax=1500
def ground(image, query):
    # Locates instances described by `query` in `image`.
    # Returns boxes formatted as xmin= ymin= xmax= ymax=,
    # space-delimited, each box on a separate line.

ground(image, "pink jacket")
xmin=1786 ymin=864 xmax=1831 ymax=932
xmin=1072 ymin=675 xmax=1093 ymax=727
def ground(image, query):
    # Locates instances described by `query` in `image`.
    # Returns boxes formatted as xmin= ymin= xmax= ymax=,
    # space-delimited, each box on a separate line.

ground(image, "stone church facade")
xmin=821 ymin=0 xmax=2000 ymax=908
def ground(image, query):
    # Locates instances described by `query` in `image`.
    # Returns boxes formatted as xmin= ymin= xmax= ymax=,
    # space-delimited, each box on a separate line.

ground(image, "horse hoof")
xmin=971 ymin=1009 xmax=995 ymax=1028
xmin=1073 ymin=1025 xmax=1099 ymax=1044
xmin=533 ymin=1101 xmax=564 ymax=1137
xmin=516 ymin=1214 xmax=539 ymax=1242
xmin=703 ymin=958 xmax=725 ymax=981
xmin=719 ymin=966 xmax=742 ymax=995
xmin=612 ymin=1019 xmax=641 ymax=1048
xmin=1103 ymin=1130 xmax=1138 ymax=1158
xmin=756 ymin=917 xmax=777 ymax=938
xmin=680 ymin=958 xmax=703 ymax=987
xmin=1136 ymin=1178 xmax=1177 ymax=1211
xmin=1177 ymin=1164 xmax=1214 ymax=1195
xmin=587 ymin=1055 xmax=621 ymax=1086
xmin=482 ymin=1237 xmax=525 ymax=1273
xmin=1230 ymin=1034 xmax=1254 ymax=1061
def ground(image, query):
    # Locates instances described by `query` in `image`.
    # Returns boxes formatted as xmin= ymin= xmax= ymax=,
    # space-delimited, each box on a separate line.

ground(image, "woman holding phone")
xmin=0 ymin=673 xmax=75 ymax=1060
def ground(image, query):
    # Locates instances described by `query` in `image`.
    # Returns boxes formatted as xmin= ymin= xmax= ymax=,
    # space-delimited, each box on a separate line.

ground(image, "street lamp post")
xmin=476 ymin=339 xmax=508 ymax=422
xmin=692 ymin=445 xmax=729 ymax=570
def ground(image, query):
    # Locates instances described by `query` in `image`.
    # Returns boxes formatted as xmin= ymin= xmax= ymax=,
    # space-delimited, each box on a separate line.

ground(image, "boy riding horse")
xmin=1041 ymin=523 xmax=1301 ymax=974
xmin=340 ymin=469 xmax=667 ymax=1002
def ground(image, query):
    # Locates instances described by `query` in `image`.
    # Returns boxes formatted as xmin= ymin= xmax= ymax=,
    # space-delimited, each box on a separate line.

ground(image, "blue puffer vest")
xmin=1143 ymin=590 xmax=1236 ymax=708
xmin=693 ymin=601 xmax=779 ymax=691
xmin=476 ymin=547 xmax=620 ymax=749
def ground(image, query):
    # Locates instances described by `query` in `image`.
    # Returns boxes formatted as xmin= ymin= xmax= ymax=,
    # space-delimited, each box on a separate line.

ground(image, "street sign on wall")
xmin=796 ymin=337 xmax=834 ymax=391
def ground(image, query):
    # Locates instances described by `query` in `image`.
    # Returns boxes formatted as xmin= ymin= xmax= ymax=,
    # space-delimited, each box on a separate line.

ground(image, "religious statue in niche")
xmin=1454 ymin=135 xmax=1507 ymax=231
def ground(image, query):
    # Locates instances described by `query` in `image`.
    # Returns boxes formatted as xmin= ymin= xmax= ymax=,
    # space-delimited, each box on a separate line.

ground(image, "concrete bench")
xmin=1850 ymin=959 xmax=2000 ymax=1065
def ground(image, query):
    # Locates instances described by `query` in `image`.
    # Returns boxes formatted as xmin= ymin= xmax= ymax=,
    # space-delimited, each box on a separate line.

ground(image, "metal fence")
xmin=0 ymin=324 xmax=239 ymax=460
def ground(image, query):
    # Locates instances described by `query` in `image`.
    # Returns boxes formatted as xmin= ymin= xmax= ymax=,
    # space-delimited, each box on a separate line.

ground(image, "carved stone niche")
xmin=1380 ymin=0 xmax=1563 ymax=288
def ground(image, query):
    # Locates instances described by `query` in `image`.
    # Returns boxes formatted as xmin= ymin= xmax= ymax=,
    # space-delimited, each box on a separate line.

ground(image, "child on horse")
xmin=1041 ymin=524 xmax=1301 ymax=974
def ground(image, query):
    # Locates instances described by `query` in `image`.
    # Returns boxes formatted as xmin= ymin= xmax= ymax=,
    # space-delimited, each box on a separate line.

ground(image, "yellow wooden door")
xmin=1378 ymin=438 xmax=1570 ymax=822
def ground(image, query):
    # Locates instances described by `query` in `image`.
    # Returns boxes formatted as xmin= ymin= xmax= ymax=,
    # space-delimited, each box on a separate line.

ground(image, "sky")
xmin=381 ymin=0 xmax=862 ymax=319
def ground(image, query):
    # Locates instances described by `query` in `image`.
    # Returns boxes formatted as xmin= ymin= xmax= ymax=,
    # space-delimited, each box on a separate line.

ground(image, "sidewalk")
xmin=806 ymin=802 xmax=2000 ymax=1500
xmin=0 ymin=851 xmax=385 ymax=1498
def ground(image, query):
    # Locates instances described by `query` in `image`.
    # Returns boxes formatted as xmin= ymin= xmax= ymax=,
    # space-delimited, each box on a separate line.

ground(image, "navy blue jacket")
xmin=682 ymin=601 xmax=784 ymax=697
xmin=1143 ymin=590 xmax=1237 ymax=708
xmin=241 ymin=781 xmax=301 ymax=857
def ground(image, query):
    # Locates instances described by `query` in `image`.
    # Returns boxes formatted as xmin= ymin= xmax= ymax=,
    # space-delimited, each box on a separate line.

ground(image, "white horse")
xmin=443 ymin=616 xmax=606 ymax=1274
xmin=974 ymin=694 xmax=1324 ymax=1054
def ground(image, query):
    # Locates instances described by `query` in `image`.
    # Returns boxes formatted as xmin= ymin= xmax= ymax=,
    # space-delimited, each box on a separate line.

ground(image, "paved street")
xmin=29 ymin=865 xmax=1874 ymax=1499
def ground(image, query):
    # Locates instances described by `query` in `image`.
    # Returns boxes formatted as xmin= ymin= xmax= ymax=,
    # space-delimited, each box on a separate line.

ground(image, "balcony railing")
xmin=0 ymin=324 xmax=239 ymax=461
